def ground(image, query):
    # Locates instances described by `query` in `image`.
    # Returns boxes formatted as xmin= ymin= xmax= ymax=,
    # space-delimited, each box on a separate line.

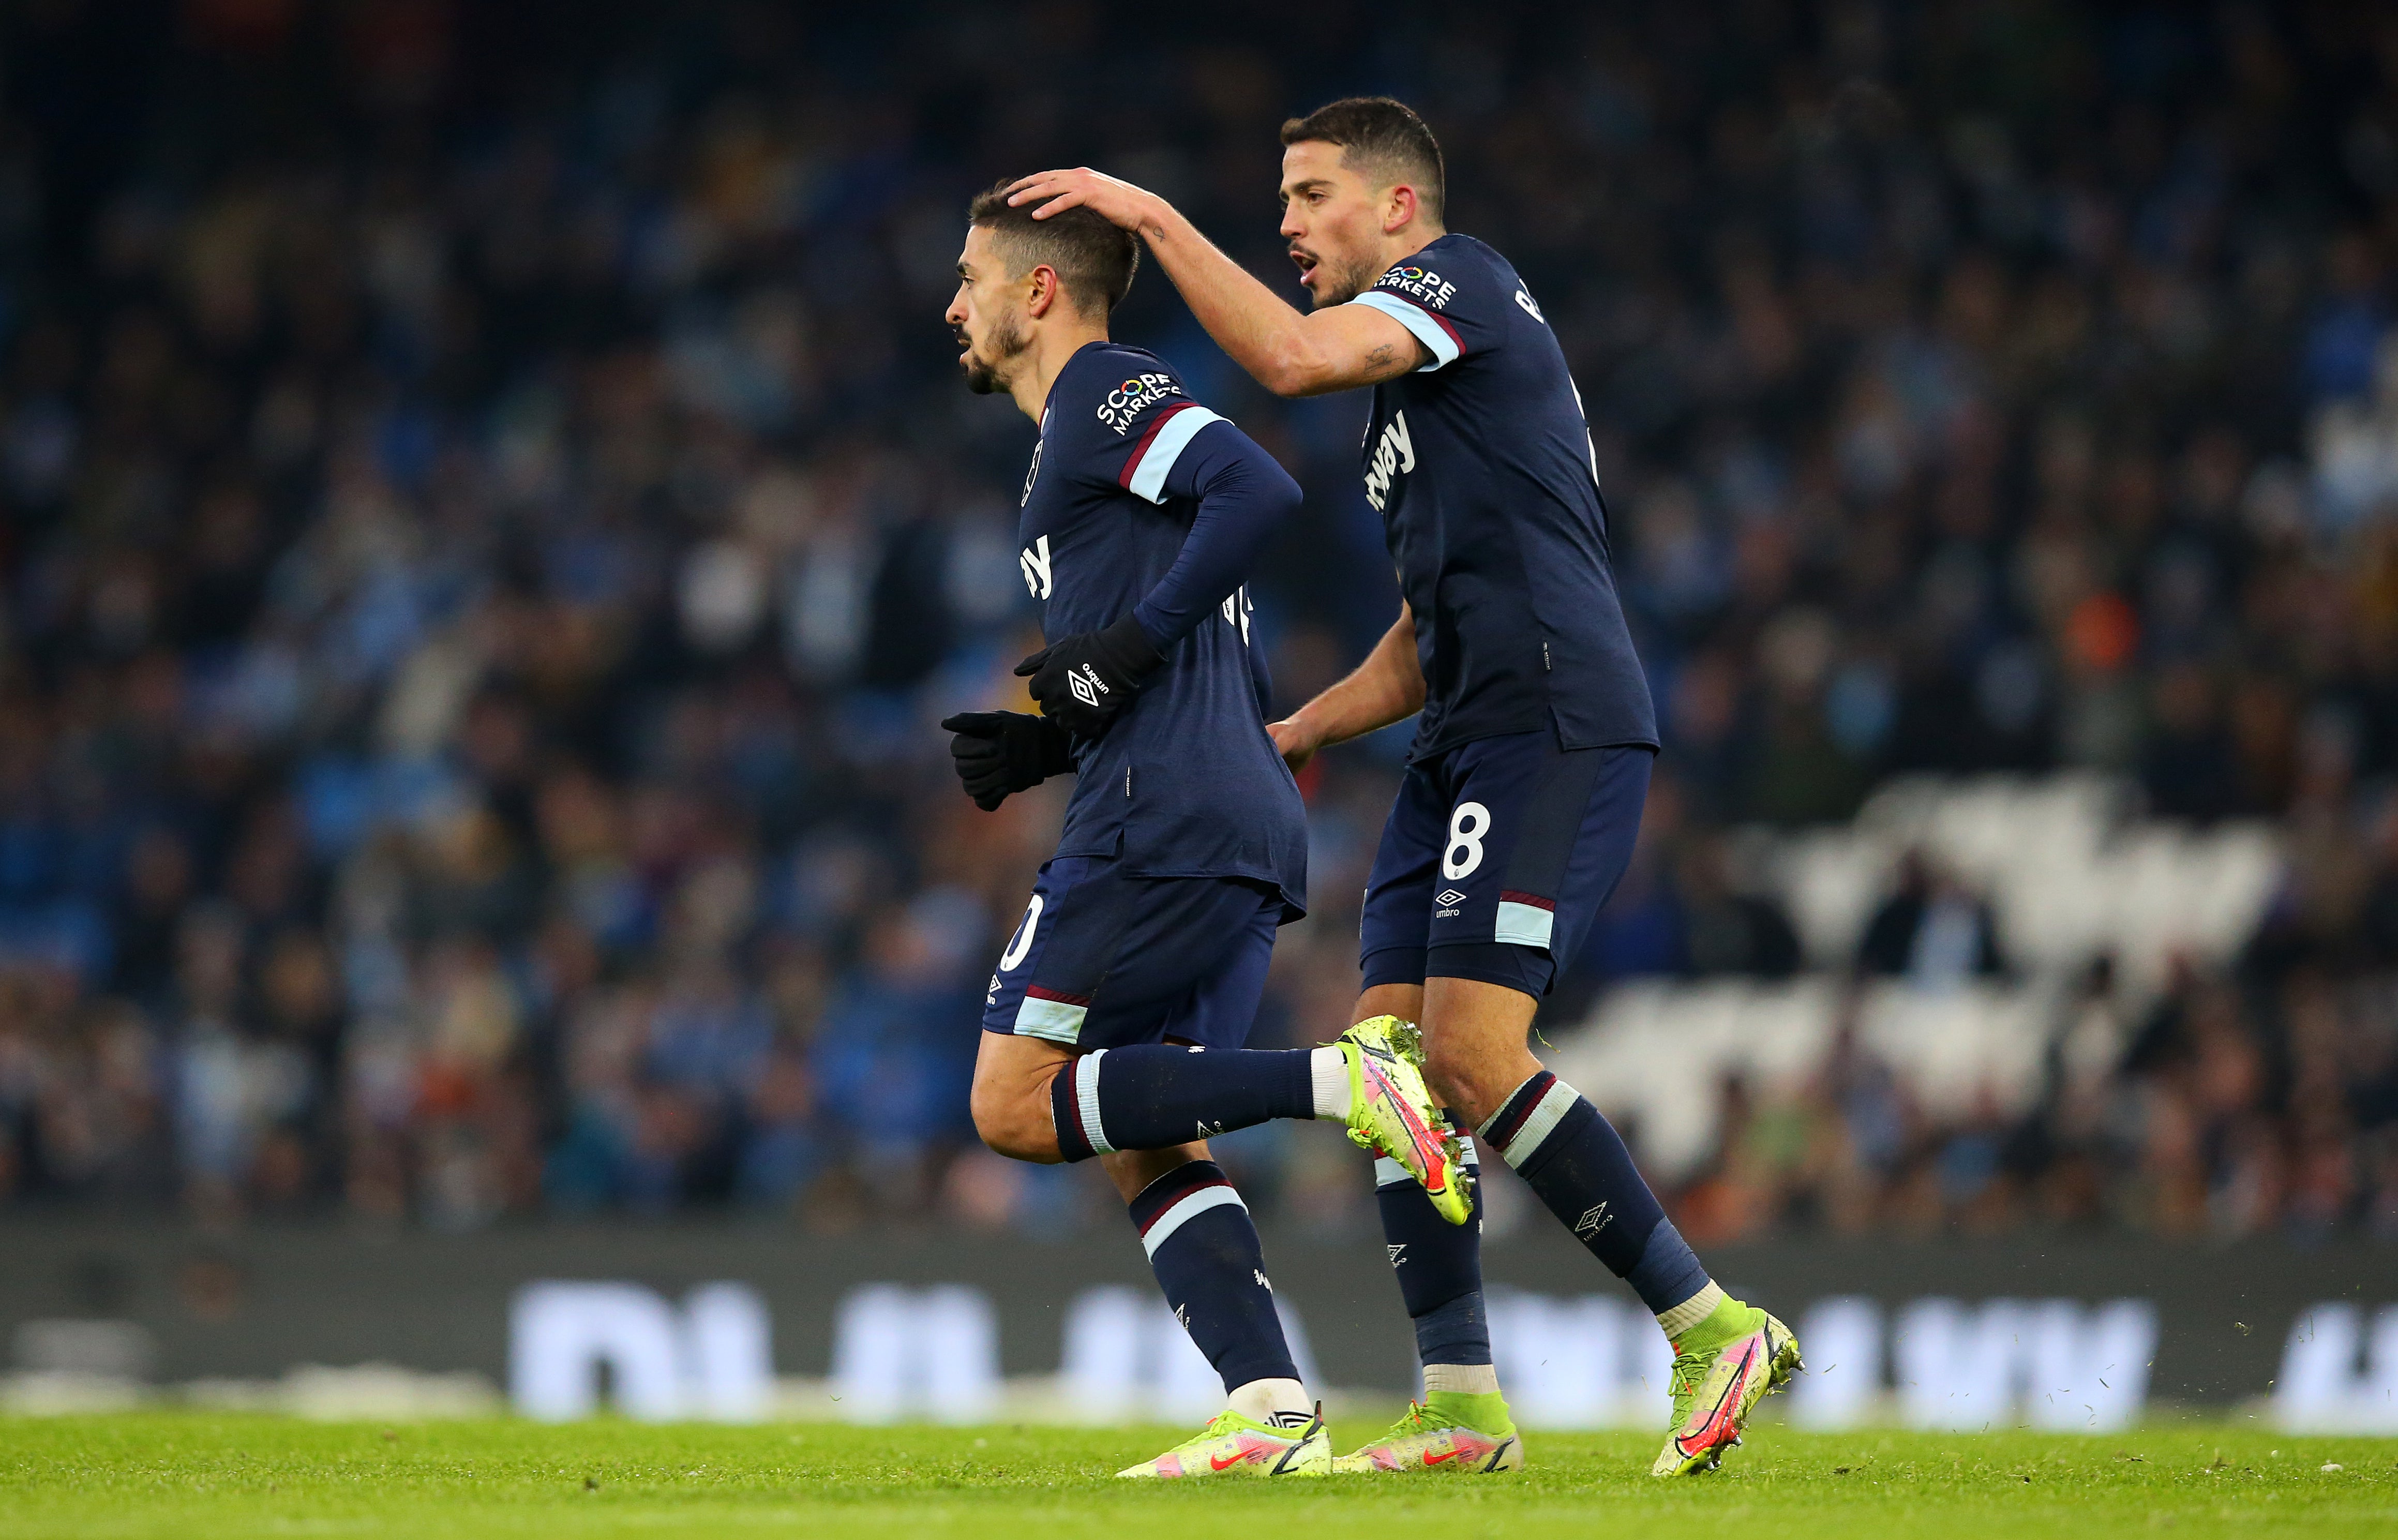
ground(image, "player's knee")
xmin=970 ymin=1078 xmax=1062 ymax=1163
xmin=1423 ymin=1038 xmax=1505 ymax=1129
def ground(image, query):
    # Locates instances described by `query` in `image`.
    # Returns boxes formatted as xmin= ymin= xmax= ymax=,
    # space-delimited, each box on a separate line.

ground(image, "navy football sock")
xmin=1477 ymin=1071 xmax=1710 ymax=1315
xmin=1375 ymin=1144 xmax=1492 ymax=1367
xmin=1050 ymin=1045 xmax=1313 ymax=1161
xmin=1129 ymin=1160 xmax=1299 ymax=1395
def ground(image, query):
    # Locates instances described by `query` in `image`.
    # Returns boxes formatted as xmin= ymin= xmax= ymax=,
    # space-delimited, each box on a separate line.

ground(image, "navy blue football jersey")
xmin=1348 ymin=233 xmax=1659 ymax=760
xmin=1014 ymin=340 xmax=1307 ymax=917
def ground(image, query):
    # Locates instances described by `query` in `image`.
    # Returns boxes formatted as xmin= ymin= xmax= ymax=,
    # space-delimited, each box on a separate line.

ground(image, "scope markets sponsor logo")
xmin=1375 ymin=264 xmax=1458 ymax=309
xmin=1096 ymin=372 xmax=1182 ymax=435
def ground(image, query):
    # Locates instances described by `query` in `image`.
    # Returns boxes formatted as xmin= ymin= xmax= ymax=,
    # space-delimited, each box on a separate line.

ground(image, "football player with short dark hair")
xmin=942 ymin=180 xmax=1467 ymax=1478
xmin=1008 ymin=98 xmax=1800 ymax=1479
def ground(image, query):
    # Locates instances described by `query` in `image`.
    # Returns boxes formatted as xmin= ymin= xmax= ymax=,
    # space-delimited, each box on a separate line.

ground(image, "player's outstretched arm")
xmin=1268 ymin=605 xmax=1425 ymax=773
xmin=1005 ymin=169 xmax=1428 ymax=398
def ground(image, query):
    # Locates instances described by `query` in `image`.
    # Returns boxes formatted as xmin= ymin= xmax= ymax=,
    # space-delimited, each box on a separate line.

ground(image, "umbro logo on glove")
xmin=1015 ymin=613 xmax=1163 ymax=739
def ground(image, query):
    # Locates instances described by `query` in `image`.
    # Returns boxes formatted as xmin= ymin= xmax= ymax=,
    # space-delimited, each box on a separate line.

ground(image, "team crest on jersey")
xmin=1095 ymin=372 xmax=1182 ymax=435
xmin=1020 ymin=437 xmax=1044 ymax=506
xmin=1376 ymin=264 xmax=1458 ymax=310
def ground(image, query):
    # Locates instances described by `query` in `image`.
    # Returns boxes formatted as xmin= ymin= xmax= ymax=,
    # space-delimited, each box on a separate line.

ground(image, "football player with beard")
xmin=943 ymin=180 xmax=1464 ymax=1478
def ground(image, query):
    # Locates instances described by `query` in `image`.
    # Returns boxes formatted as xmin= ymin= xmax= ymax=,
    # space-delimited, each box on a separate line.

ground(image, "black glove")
xmin=1013 ymin=613 xmax=1165 ymax=739
xmin=940 ymin=710 xmax=1076 ymax=811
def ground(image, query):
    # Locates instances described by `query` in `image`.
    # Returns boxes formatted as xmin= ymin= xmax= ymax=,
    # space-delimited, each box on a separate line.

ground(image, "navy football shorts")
xmin=982 ymin=856 xmax=1282 ymax=1052
xmin=1359 ymin=732 xmax=1655 ymax=998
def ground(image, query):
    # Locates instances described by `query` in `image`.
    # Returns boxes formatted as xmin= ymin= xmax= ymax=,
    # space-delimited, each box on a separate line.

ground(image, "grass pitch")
xmin=3 ymin=1414 xmax=2393 ymax=1538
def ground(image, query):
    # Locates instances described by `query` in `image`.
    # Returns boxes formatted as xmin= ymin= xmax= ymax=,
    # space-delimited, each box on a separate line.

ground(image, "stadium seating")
xmin=1757 ymin=772 xmax=2284 ymax=984
xmin=1550 ymin=774 xmax=2286 ymax=1182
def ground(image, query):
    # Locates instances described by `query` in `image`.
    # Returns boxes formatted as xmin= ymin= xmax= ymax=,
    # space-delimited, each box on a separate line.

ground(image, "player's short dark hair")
xmin=967 ymin=180 xmax=1140 ymax=317
xmin=1280 ymin=97 xmax=1446 ymax=226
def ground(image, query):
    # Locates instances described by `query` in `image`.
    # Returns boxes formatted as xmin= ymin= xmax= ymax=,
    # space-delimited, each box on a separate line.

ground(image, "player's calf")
xmin=1108 ymin=1149 xmax=1321 ymax=1475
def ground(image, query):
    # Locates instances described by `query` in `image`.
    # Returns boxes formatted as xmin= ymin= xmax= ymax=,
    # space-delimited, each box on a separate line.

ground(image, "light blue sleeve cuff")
xmin=1348 ymin=290 xmax=1461 ymax=370
xmin=1125 ymin=406 xmax=1227 ymax=503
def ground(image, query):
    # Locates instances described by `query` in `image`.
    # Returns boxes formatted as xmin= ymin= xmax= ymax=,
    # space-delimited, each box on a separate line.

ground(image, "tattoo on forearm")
xmin=1362 ymin=340 xmax=1410 ymax=381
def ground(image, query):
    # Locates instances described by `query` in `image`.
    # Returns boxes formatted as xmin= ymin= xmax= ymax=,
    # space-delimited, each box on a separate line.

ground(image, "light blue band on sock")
xmin=1076 ymin=1050 xmax=1112 ymax=1155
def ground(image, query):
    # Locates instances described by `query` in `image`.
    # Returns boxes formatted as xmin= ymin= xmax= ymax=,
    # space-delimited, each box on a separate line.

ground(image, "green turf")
xmin=2 ymin=1414 xmax=2393 ymax=1538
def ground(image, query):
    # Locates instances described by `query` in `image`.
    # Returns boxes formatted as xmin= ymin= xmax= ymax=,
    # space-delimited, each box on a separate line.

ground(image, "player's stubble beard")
xmin=960 ymin=307 xmax=1030 ymax=395
xmin=1292 ymin=243 xmax=1383 ymax=310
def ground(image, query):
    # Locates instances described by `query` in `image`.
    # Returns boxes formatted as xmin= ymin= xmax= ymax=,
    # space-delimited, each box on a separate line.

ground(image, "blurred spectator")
xmin=1674 ymin=834 xmax=1802 ymax=979
xmin=1855 ymin=849 xmax=2007 ymax=986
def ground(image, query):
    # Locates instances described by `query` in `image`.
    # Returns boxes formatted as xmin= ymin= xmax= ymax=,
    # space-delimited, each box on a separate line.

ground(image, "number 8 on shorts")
xmin=1443 ymin=801 xmax=1490 ymax=879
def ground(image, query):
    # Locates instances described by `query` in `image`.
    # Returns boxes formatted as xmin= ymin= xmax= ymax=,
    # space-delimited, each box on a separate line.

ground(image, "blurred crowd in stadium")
xmin=2 ymin=1 xmax=2397 ymax=1243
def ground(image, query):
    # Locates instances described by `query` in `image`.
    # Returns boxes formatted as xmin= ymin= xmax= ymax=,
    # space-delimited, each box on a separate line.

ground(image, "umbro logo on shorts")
xmin=1436 ymin=888 xmax=1467 ymax=907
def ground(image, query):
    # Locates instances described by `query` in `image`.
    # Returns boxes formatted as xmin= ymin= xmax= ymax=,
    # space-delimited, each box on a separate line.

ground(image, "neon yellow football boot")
xmin=1333 ymin=1392 xmax=1524 ymax=1474
xmin=1116 ymin=1408 xmax=1330 ymax=1478
xmin=1337 ymin=1016 xmax=1470 ymax=1225
xmin=1650 ymin=1296 xmax=1802 ymax=1476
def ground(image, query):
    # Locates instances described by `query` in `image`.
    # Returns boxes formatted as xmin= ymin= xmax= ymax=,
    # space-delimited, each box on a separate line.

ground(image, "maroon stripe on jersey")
xmin=1498 ymin=890 xmax=1556 ymax=911
xmin=1483 ymin=1070 xmax=1558 ymax=1151
xmin=1385 ymin=289 xmax=1465 ymax=353
xmin=1116 ymin=400 xmax=1198 ymax=491
xmin=1025 ymin=984 xmax=1092 ymax=1007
